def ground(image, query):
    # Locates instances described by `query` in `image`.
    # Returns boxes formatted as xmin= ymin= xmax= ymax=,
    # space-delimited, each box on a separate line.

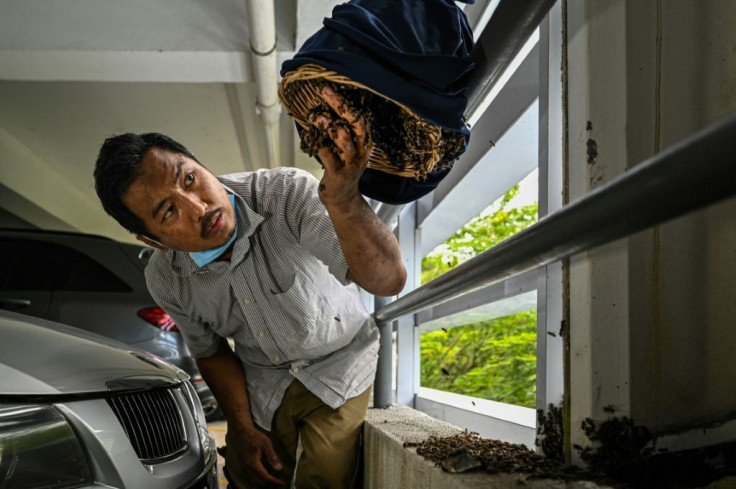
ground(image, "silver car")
xmin=0 ymin=229 xmax=220 ymax=421
xmin=0 ymin=309 xmax=218 ymax=488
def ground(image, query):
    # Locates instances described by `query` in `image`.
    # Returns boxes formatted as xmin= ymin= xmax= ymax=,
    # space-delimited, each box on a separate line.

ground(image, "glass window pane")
xmin=420 ymin=297 xmax=537 ymax=408
xmin=0 ymin=239 xmax=49 ymax=291
xmin=35 ymin=242 xmax=131 ymax=293
xmin=422 ymin=169 xmax=539 ymax=285
xmin=417 ymin=170 xmax=540 ymax=408
xmin=0 ymin=239 xmax=16 ymax=289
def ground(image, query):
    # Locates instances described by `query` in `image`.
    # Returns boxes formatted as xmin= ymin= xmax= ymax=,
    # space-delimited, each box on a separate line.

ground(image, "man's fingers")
xmin=333 ymin=125 xmax=357 ymax=162
xmin=317 ymin=146 xmax=343 ymax=173
xmin=249 ymin=460 xmax=285 ymax=487
xmin=238 ymin=433 xmax=286 ymax=487
xmin=308 ymin=112 xmax=331 ymax=132
xmin=310 ymin=86 xmax=372 ymax=169
xmin=320 ymin=86 xmax=371 ymax=155
xmin=321 ymin=86 xmax=357 ymax=124
xmin=310 ymin=113 xmax=357 ymax=163
xmin=351 ymin=116 xmax=369 ymax=149
xmin=263 ymin=443 xmax=283 ymax=471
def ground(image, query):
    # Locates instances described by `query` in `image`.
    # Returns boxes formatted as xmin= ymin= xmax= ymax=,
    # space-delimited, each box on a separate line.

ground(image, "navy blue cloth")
xmin=281 ymin=0 xmax=475 ymax=204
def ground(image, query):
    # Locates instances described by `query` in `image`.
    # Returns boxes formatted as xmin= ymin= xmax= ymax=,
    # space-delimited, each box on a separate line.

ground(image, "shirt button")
xmin=292 ymin=367 xmax=299 ymax=373
xmin=258 ymin=331 xmax=264 ymax=338
xmin=273 ymin=356 xmax=280 ymax=363
xmin=243 ymin=298 xmax=251 ymax=305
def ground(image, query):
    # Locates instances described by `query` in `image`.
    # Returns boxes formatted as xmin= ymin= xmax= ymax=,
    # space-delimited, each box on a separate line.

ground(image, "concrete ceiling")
xmin=0 ymin=0 xmax=342 ymax=243
xmin=0 ymin=0 xmax=491 ymax=244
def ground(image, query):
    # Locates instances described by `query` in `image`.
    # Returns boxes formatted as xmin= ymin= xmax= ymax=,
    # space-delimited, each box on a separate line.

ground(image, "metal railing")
xmin=368 ymin=0 xmax=559 ymax=237
xmin=371 ymin=0 xmax=558 ymax=408
xmin=466 ymin=0 xmax=557 ymax=117
xmin=372 ymin=111 xmax=736 ymax=408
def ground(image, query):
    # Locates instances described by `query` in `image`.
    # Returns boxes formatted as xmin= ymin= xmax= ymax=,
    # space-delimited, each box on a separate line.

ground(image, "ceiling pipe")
xmin=246 ymin=0 xmax=281 ymax=169
xmin=374 ymin=202 xmax=404 ymax=231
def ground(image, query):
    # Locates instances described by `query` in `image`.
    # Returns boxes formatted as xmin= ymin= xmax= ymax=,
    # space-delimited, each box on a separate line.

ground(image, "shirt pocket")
xmin=268 ymin=268 xmax=324 ymax=328
xmin=262 ymin=253 xmax=296 ymax=294
xmin=253 ymin=229 xmax=296 ymax=295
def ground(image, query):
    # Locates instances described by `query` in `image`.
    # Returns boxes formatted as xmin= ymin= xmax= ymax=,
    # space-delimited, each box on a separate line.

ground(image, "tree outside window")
xmin=420 ymin=178 xmax=539 ymax=408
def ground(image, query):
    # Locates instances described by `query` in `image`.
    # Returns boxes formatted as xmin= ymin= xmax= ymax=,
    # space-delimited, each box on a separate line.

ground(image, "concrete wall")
xmin=565 ymin=0 xmax=736 ymax=454
xmin=364 ymin=405 xmax=605 ymax=489
xmin=624 ymin=0 xmax=736 ymax=434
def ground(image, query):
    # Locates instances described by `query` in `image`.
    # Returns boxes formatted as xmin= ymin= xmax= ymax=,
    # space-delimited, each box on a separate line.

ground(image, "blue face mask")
xmin=189 ymin=194 xmax=238 ymax=267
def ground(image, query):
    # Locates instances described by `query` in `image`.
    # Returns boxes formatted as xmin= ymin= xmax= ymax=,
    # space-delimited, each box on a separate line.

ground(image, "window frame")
xmin=392 ymin=10 xmax=565 ymax=448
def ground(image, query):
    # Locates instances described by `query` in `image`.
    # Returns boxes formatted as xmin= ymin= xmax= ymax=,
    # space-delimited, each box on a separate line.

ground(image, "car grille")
xmin=107 ymin=388 xmax=187 ymax=463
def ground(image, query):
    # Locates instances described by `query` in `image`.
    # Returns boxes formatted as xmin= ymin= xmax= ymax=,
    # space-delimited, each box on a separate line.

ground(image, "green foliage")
xmin=419 ymin=184 xmax=539 ymax=407
xmin=421 ymin=311 xmax=537 ymax=407
xmin=421 ymin=185 xmax=539 ymax=284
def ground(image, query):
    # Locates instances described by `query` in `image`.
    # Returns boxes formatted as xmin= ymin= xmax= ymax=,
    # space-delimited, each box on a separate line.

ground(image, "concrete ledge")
xmin=364 ymin=404 xmax=607 ymax=489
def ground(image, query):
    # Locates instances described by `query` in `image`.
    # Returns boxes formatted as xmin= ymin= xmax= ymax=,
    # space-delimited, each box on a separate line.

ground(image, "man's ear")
xmin=136 ymin=234 xmax=170 ymax=252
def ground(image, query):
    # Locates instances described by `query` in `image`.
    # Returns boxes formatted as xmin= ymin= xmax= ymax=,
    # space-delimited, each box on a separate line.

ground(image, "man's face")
xmin=122 ymin=148 xmax=235 ymax=252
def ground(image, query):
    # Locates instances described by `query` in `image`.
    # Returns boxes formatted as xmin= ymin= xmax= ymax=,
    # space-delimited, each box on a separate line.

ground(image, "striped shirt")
xmin=145 ymin=168 xmax=378 ymax=431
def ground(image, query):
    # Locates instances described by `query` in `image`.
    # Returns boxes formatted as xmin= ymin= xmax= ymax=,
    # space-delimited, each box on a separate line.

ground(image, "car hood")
xmin=0 ymin=311 xmax=186 ymax=396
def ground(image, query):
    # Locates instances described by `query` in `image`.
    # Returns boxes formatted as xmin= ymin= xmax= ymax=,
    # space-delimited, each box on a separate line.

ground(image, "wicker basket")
xmin=279 ymin=63 xmax=459 ymax=181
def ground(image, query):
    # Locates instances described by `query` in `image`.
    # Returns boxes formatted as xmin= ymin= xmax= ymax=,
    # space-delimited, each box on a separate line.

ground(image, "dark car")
xmin=0 ymin=309 xmax=218 ymax=488
xmin=0 ymin=229 xmax=220 ymax=420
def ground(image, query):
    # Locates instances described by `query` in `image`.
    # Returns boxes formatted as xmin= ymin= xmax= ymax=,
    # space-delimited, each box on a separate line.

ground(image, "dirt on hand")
xmin=298 ymin=81 xmax=466 ymax=181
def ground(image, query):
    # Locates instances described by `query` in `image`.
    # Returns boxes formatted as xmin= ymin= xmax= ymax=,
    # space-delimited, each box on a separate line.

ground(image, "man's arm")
xmin=196 ymin=339 xmax=285 ymax=487
xmin=311 ymin=86 xmax=407 ymax=296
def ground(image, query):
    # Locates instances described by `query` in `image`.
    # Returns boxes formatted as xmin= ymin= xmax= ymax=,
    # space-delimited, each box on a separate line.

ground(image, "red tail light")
xmin=138 ymin=307 xmax=179 ymax=332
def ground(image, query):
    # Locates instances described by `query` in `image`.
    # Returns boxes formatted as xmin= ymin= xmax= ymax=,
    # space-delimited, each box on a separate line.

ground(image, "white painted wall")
xmin=564 ymin=0 xmax=736 ymax=458
xmin=0 ymin=0 xmax=250 ymax=52
xmin=0 ymin=0 xmax=333 ymax=243
xmin=624 ymin=0 xmax=736 ymax=437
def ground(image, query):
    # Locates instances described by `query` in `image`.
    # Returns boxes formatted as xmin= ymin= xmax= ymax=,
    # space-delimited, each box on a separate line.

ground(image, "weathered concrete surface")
xmin=364 ymin=404 xmax=608 ymax=489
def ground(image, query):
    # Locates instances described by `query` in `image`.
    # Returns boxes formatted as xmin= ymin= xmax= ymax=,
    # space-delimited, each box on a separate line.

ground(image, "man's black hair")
xmin=93 ymin=132 xmax=200 ymax=236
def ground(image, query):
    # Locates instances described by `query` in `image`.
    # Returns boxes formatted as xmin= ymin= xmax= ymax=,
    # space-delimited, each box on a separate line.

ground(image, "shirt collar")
xmin=167 ymin=181 xmax=265 ymax=277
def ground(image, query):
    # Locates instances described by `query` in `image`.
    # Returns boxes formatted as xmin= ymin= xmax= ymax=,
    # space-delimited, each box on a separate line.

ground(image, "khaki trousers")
xmin=225 ymin=380 xmax=371 ymax=489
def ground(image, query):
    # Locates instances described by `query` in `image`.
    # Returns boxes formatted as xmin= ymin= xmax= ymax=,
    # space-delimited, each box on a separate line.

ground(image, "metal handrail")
xmin=372 ymin=0 xmax=559 ymax=407
xmin=370 ymin=0 xmax=734 ymax=408
xmin=465 ymin=0 xmax=557 ymax=117
xmin=372 ymin=112 xmax=736 ymax=406
xmin=376 ymin=112 xmax=736 ymax=324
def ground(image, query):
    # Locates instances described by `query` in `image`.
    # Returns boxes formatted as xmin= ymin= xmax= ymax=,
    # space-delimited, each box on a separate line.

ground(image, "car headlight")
xmin=0 ymin=405 xmax=92 ymax=488
xmin=182 ymin=382 xmax=216 ymax=465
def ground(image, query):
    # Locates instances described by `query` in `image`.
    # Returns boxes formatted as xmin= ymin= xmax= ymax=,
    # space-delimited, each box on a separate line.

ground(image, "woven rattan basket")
xmin=279 ymin=63 xmax=459 ymax=181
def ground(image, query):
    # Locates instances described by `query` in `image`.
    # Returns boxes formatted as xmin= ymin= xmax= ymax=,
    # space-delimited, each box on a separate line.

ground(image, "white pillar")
xmin=563 ymin=0 xmax=736 ymax=461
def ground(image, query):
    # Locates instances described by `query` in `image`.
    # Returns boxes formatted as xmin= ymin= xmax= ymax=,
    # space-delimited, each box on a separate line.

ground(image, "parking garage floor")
xmin=207 ymin=420 xmax=228 ymax=489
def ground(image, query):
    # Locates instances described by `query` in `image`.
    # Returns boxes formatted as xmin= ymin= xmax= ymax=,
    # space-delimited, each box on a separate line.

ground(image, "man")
xmin=93 ymin=87 xmax=406 ymax=488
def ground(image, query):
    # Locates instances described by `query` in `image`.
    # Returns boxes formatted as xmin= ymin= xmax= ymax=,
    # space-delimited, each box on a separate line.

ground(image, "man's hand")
xmin=231 ymin=426 xmax=285 ymax=487
xmin=305 ymin=85 xmax=407 ymax=296
xmin=195 ymin=341 xmax=286 ymax=487
xmin=309 ymin=85 xmax=374 ymax=209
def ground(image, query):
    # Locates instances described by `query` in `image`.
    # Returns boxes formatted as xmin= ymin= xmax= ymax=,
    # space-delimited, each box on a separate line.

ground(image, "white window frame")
xmin=393 ymin=5 xmax=565 ymax=448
